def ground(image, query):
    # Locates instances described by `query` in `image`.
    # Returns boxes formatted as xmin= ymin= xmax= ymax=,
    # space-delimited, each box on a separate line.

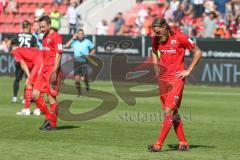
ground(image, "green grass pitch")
xmin=0 ymin=77 xmax=240 ymax=160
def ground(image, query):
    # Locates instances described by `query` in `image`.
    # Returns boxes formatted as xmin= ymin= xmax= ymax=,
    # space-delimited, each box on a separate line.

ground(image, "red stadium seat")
xmin=58 ymin=5 xmax=67 ymax=15
xmin=0 ymin=15 xmax=5 ymax=23
xmin=14 ymin=24 xmax=21 ymax=33
xmin=19 ymin=4 xmax=29 ymax=13
xmin=5 ymin=14 xmax=14 ymax=24
xmin=21 ymin=14 xmax=29 ymax=22
xmin=133 ymin=3 xmax=148 ymax=10
xmin=107 ymin=24 xmax=115 ymax=35
xmin=13 ymin=14 xmax=21 ymax=24
xmin=29 ymin=15 xmax=35 ymax=23
xmin=0 ymin=0 xmax=57 ymax=32
xmin=32 ymin=0 xmax=39 ymax=3
xmin=44 ymin=4 xmax=52 ymax=13
xmin=126 ymin=16 xmax=136 ymax=26
xmin=40 ymin=0 xmax=52 ymax=4
xmin=15 ymin=0 xmax=24 ymax=4
xmin=4 ymin=24 xmax=12 ymax=32
xmin=16 ymin=0 xmax=31 ymax=4
xmin=0 ymin=25 xmax=5 ymax=32
xmin=2 ymin=25 xmax=8 ymax=32
xmin=29 ymin=4 xmax=36 ymax=13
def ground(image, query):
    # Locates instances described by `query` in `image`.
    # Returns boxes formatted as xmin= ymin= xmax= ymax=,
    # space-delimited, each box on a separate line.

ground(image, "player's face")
xmin=32 ymin=22 xmax=40 ymax=33
xmin=40 ymin=21 xmax=50 ymax=35
xmin=152 ymin=26 xmax=168 ymax=42
xmin=77 ymin=31 xmax=84 ymax=40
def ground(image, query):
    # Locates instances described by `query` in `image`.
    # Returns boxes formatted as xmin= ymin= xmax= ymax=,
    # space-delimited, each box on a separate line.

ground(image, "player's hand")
xmin=25 ymin=78 xmax=30 ymax=85
xmin=72 ymin=34 xmax=78 ymax=40
xmin=176 ymin=70 xmax=191 ymax=79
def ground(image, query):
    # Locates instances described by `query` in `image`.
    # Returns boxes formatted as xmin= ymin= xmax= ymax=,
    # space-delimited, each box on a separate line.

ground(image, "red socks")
xmin=24 ymin=88 xmax=32 ymax=109
xmin=36 ymin=97 xmax=58 ymax=127
xmin=50 ymin=103 xmax=58 ymax=127
xmin=173 ymin=114 xmax=187 ymax=143
xmin=156 ymin=113 xmax=188 ymax=147
xmin=36 ymin=97 xmax=51 ymax=121
xmin=157 ymin=113 xmax=173 ymax=146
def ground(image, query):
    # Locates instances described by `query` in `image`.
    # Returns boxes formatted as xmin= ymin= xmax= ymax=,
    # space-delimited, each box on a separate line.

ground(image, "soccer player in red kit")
xmin=32 ymin=16 xmax=63 ymax=131
xmin=12 ymin=47 xmax=43 ymax=115
xmin=148 ymin=17 xmax=202 ymax=152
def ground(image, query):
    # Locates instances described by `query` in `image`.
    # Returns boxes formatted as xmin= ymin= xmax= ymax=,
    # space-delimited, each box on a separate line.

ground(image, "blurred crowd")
xmin=0 ymin=0 xmax=85 ymax=33
xmin=0 ymin=0 xmax=85 ymax=53
xmin=1 ymin=0 xmax=240 ymax=41
xmin=96 ymin=0 xmax=240 ymax=39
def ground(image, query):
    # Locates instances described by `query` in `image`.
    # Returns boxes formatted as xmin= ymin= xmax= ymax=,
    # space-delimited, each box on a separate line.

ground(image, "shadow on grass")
xmin=57 ymin=125 xmax=80 ymax=130
xmin=163 ymin=144 xmax=216 ymax=152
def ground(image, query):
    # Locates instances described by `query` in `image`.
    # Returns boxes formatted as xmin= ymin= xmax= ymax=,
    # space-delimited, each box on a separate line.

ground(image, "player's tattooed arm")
xmin=50 ymin=53 xmax=62 ymax=84
xmin=187 ymin=45 xmax=202 ymax=73
xmin=176 ymin=45 xmax=202 ymax=79
xmin=53 ymin=53 xmax=62 ymax=72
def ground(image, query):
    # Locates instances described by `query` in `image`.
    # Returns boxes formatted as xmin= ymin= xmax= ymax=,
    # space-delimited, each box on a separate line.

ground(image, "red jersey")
xmin=12 ymin=47 xmax=42 ymax=68
xmin=42 ymin=31 xmax=63 ymax=67
xmin=152 ymin=31 xmax=195 ymax=80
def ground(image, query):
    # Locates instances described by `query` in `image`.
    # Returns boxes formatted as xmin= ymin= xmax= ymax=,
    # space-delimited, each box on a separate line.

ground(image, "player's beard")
xmin=157 ymin=32 xmax=168 ymax=43
xmin=43 ymin=28 xmax=51 ymax=36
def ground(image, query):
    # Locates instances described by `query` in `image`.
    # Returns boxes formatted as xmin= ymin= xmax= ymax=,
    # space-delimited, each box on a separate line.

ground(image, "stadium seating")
xmin=0 ymin=0 xmax=68 ymax=33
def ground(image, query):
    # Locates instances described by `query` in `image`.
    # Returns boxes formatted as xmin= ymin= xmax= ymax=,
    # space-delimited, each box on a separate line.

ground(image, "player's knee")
xmin=26 ymin=84 xmax=33 ymax=89
xmin=48 ymin=95 xmax=56 ymax=104
xmin=163 ymin=113 xmax=174 ymax=127
xmin=32 ymin=90 xmax=40 ymax=100
xmin=74 ymin=75 xmax=80 ymax=81
xmin=164 ymin=107 xmax=174 ymax=114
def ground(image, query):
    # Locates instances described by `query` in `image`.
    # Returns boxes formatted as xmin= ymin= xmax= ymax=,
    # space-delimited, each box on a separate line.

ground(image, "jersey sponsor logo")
xmin=58 ymin=44 xmax=63 ymax=50
xmin=42 ymin=47 xmax=50 ymax=51
xmin=171 ymin=40 xmax=176 ymax=45
xmin=18 ymin=33 xmax=32 ymax=38
xmin=160 ymin=49 xmax=177 ymax=54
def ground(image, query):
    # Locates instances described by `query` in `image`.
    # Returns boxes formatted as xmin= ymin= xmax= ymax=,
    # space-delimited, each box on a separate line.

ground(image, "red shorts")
xmin=159 ymin=78 xmax=185 ymax=110
xmin=33 ymin=66 xmax=62 ymax=96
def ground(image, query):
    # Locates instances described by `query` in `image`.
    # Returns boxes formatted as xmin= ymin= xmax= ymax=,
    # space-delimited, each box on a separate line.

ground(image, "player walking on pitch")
xmin=148 ymin=17 xmax=202 ymax=152
xmin=32 ymin=16 xmax=63 ymax=131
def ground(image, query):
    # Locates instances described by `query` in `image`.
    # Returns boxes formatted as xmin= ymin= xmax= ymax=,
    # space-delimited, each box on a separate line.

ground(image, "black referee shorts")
xmin=73 ymin=61 xmax=88 ymax=77
xmin=15 ymin=62 xmax=25 ymax=81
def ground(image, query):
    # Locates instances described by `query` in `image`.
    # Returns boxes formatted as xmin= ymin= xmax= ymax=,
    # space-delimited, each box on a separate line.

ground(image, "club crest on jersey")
xmin=47 ymin=39 xmax=51 ymax=44
xmin=171 ymin=40 xmax=176 ymax=45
